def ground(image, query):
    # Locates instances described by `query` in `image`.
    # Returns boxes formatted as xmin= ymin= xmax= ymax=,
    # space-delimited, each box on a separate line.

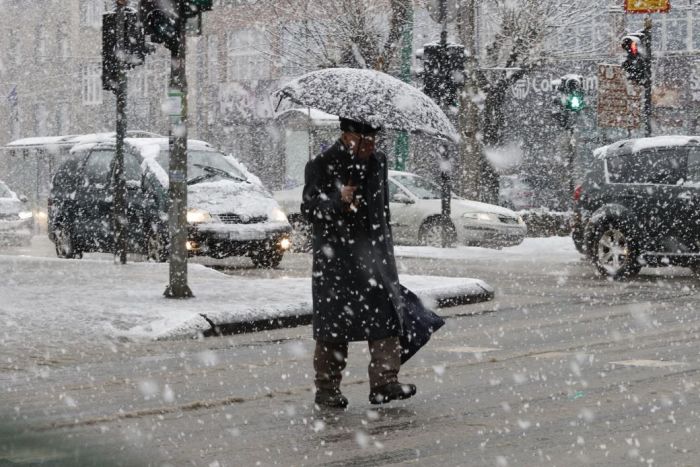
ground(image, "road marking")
xmin=436 ymin=346 xmax=500 ymax=353
xmin=533 ymin=351 xmax=576 ymax=359
xmin=610 ymin=359 xmax=686 ymax=368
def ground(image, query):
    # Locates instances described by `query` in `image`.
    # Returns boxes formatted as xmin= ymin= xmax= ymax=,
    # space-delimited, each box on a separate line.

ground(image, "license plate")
xmin=230 ymin=231 xmax=265 ymax=241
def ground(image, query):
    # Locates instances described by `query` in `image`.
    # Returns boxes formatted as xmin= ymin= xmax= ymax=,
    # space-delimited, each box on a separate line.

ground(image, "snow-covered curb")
xmin=0 ymin=255 xmax=492 ymax=344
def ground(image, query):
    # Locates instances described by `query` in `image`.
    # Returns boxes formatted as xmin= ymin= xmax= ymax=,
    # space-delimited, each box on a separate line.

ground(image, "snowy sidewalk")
xmin=0 ymin=255 xmax=493 ymax=343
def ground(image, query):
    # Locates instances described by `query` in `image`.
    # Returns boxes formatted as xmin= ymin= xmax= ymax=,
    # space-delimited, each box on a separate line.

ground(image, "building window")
xmin=37 ymin=27 xmax=49 ymax=62
xmin=82 ymin=63 xmax=103 ymax=105
xmin=665 ymin=8 xmax=689 ymax=51
xmin=208 ymin=35 xmax=220 ymax=85
xmin=226 ymin=29 xmax=270 ymax=81
xmin=58 ymin=23 xmax=70 ymax=61
xmin=693 ymin=10 xmax=700 ymax=51
xmin=57 ymin=103 xmax=71 ymax=134
xmin=83 ymin=0 xmax=105 ymax=28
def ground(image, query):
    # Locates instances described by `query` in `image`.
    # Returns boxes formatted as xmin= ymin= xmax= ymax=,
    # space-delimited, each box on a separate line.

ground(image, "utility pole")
xmin=164 ymin=0 xmax=193 ymax=298
xmin=642 ymin=16 xmax=653 ymax=137
xmin=114 ymin=0 xmax=128 ymax=265
xmin=457 ymin=0 xmax=480 ymax=200
xmin=393 ymin=1 xmax=413 ymax=171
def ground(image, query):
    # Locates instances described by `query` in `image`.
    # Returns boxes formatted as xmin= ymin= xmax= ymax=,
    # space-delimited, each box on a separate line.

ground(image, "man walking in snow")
xmin=301 ymin=117 xmax=416 ymax=408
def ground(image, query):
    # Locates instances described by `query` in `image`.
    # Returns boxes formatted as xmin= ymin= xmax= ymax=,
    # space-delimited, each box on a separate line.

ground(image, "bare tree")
xmin=259 ymin=0 xmax=412 ymax=74
xmin=458 ymin=0 xmax=594 ymax=201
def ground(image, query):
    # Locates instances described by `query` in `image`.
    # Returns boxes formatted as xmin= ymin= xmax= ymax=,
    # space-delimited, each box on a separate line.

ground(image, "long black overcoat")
xmin=301 ymin=140 xmax=403 ymax=343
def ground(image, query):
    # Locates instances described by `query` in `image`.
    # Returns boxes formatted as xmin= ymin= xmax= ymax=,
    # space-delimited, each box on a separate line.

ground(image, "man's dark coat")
xmin=301 ymin=140 xmax=403 ymax=343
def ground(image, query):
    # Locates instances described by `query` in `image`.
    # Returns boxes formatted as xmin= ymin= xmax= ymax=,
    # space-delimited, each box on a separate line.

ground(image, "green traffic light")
xmin=565 ymin=91 xmax=585 ymax=112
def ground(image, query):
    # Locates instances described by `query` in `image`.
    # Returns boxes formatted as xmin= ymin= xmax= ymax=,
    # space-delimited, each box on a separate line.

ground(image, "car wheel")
xmin=289 ymin=215 xmax=312 ymax=253
xmin=146 ymin=228 xmax=168 ymax=262
xmin=592 ymin=222 xmax=641 ymax=278
xmin=419 ymin=217 xmax=455 ymax=248
xmin=250 ymin=248 xmax=283 ymax=269
xmin=54 ymin=228 xmax=82 ymax=259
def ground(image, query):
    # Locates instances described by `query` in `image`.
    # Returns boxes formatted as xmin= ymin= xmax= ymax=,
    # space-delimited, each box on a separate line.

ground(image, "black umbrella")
xmin=399 ymin=286 xmax=445 ymax=364
xmin=272 ymin=67 xmax=459 ymax=143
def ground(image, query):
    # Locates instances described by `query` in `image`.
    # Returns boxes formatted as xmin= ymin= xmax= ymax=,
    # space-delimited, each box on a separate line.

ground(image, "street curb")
xmin=201 ymin=286 xmax=495 ymax=337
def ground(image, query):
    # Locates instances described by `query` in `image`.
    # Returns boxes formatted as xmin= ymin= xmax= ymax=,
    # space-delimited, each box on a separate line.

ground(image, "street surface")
xmin=2 ymin=238 xmax=700 ymax=466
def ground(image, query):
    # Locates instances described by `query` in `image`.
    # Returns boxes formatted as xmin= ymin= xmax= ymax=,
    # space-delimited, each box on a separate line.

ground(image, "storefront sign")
xmin=624 ymin=0 xmax=670 ymax=14
xmin=596 ymin=64 xmax=642 ymax=129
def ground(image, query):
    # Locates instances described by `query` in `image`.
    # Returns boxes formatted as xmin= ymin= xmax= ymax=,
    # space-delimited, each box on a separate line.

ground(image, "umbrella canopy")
xmin=272 ymin=68 xmax=459 ymax=144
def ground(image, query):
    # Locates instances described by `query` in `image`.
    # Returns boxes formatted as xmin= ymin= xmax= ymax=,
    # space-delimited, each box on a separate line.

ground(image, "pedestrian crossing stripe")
xmin=610 ymin=359 xmax=686 ymax=368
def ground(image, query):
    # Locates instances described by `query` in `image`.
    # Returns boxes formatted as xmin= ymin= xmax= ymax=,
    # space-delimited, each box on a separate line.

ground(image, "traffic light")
xmin=139 ymin=0 xmax=180 ymax=52
xmin=559 ymin=75 xmax=585 ymax=112
xmin=621 ymin=32 xmax=650 ymax=85
xmin=551 ymin=75 xmax=585 ymax=128
xmin=102 ymin=9 xmax=149 ymax=92
xmin=421 ymin=42 xmax=465 ymax=107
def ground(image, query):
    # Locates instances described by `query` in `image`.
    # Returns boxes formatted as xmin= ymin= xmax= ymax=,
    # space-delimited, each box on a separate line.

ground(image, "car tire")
xmin=146 ymin=228 xmax=168 ymax=263
xmin=592 ymin=221 xmax=641 ymax=279
xmin=54 ymin=228 xmax=82 ymax=259
xmin=288 ymin=214 xmax=312 ymax=253
xmin=419 ymin=217 xmax=456 ymax=248
xmin=250 ymin=246 xmax=283 ymax=268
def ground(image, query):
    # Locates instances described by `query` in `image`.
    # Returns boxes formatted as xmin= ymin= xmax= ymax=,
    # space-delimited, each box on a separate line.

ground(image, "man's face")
xmin=344 ymin=132 xmax=376 ymax=160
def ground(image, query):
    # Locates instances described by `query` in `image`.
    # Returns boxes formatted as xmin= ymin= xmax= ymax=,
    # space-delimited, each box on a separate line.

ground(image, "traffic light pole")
xmin=164 ymin=0 xmax=193 ymax=298
xmin=114 ymin=0 xmax=128 ymax=265
xmin=642 ymin=16 xmax=653 ymax=137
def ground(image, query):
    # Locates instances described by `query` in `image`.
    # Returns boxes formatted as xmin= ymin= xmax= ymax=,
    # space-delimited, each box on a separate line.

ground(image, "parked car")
xmin=572 ymin=135 xmax=700 ymax=278
xmin=48 ymin=136 xmax=292 ymax=267
xmin=274 ymin=170 xmax=527 ymax=249
xmin=499 ymin=174 xmax=568 ymax=211
xmin=0 ymin=180 xmax=33 ymax=246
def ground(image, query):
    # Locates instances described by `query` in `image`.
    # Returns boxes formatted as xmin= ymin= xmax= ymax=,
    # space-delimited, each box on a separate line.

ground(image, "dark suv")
xmin=572 ymin=135 xmax=700 ymax=278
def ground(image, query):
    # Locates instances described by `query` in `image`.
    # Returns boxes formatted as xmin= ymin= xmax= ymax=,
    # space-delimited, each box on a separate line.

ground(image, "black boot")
xmin=369 ymin=382 xmax=417 ymax=405
xmin=314 ymin=389 xmax=349 ymax=409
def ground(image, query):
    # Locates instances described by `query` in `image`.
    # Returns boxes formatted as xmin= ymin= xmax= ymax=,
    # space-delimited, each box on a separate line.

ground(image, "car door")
xmin=676 ymin=146 xmax=700 ymax=252
xmin=605 ymin=151 xmax=663 ymax=249
xmin=387 ymin=179 xmax=416 ymax=244
xmin=122 ymin=150 xmax=148 ymax=251
xmin=643 ymin=147 xmax=692 ymax=253
xmin=75 ymin=148 xmax=115 ymax=249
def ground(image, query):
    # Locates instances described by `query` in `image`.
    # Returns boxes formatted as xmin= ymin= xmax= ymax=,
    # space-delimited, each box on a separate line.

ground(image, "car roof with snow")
xmin=594 ymin=135 xmax=700 ymax=160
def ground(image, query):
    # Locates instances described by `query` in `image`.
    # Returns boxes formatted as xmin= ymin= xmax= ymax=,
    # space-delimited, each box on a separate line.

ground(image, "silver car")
xmin=0 ymin=180 xmax=33 ymax=246
xmin=274 ymin=170 xmax=527 ymax=249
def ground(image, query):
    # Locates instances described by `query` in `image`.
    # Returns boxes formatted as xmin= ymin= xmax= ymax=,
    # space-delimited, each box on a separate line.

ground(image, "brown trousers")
xmin=314 ymin=336 xmax=401 ymax=392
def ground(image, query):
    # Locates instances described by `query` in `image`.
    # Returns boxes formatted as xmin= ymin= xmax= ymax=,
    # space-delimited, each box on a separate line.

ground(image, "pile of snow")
xmin=0 ymin=254 xmax=491 ymax=349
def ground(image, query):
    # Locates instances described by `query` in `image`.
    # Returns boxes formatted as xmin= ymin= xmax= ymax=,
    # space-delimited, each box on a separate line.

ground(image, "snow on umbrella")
xmin=272 ymin=68 xmax=459 ymax=143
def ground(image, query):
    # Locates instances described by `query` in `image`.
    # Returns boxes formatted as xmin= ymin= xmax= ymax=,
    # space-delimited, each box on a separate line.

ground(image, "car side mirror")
xmin=392 ymin=193 xmax=414 ymax=204
xmin=19 ymin=194 xmax=28 ymax=203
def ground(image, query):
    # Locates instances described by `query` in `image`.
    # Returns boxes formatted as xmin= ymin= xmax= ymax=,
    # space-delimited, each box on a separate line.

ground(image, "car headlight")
xmin=186 ymin=208 xmax=212 ymax=224
xmin=270 ymin=207 xmax=288 ymax=223
xmin=18 ymin=211 xmax=33 ymax=220
xmin=463 ymin=212 xmax=497 ymax=222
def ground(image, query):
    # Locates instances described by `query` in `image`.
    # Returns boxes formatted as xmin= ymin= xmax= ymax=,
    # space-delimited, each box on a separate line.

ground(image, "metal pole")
xmin=393 ymin=1 xmax=413 ymax=171
xmin=643 ymin=16 xmax=652 ymax=137
xmin=164 ymin=0 xmax=193 ymax=298
xmin=114 ymin=0 xmax=128 ymax=264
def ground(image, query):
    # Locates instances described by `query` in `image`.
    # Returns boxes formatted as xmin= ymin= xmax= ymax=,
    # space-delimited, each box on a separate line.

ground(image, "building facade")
xmin=1 ymin=0 xmax=699 ymax=194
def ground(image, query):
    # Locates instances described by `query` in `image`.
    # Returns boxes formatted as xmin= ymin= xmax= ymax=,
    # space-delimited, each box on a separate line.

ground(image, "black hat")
xmin=339 ymin=118 xmax=380 ymax=135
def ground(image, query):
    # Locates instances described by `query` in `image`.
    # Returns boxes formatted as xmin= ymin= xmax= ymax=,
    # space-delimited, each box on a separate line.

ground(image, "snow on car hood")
xmin=0 ymin=197 xmax=22 ymax=215
xmin=188 ymin=179 xmax=281 ymax=218
xmin=417 ymin=198 xmax=519 ymax=218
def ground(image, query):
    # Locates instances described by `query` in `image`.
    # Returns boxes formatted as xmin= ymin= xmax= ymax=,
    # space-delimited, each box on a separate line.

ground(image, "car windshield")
xmin=0 ymin=183 xmax=11 ymax=198
xmin=392 ymin=174 xmax=442 ymax=199
xmin=155 ymin=150 xmax=248 ymax=183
